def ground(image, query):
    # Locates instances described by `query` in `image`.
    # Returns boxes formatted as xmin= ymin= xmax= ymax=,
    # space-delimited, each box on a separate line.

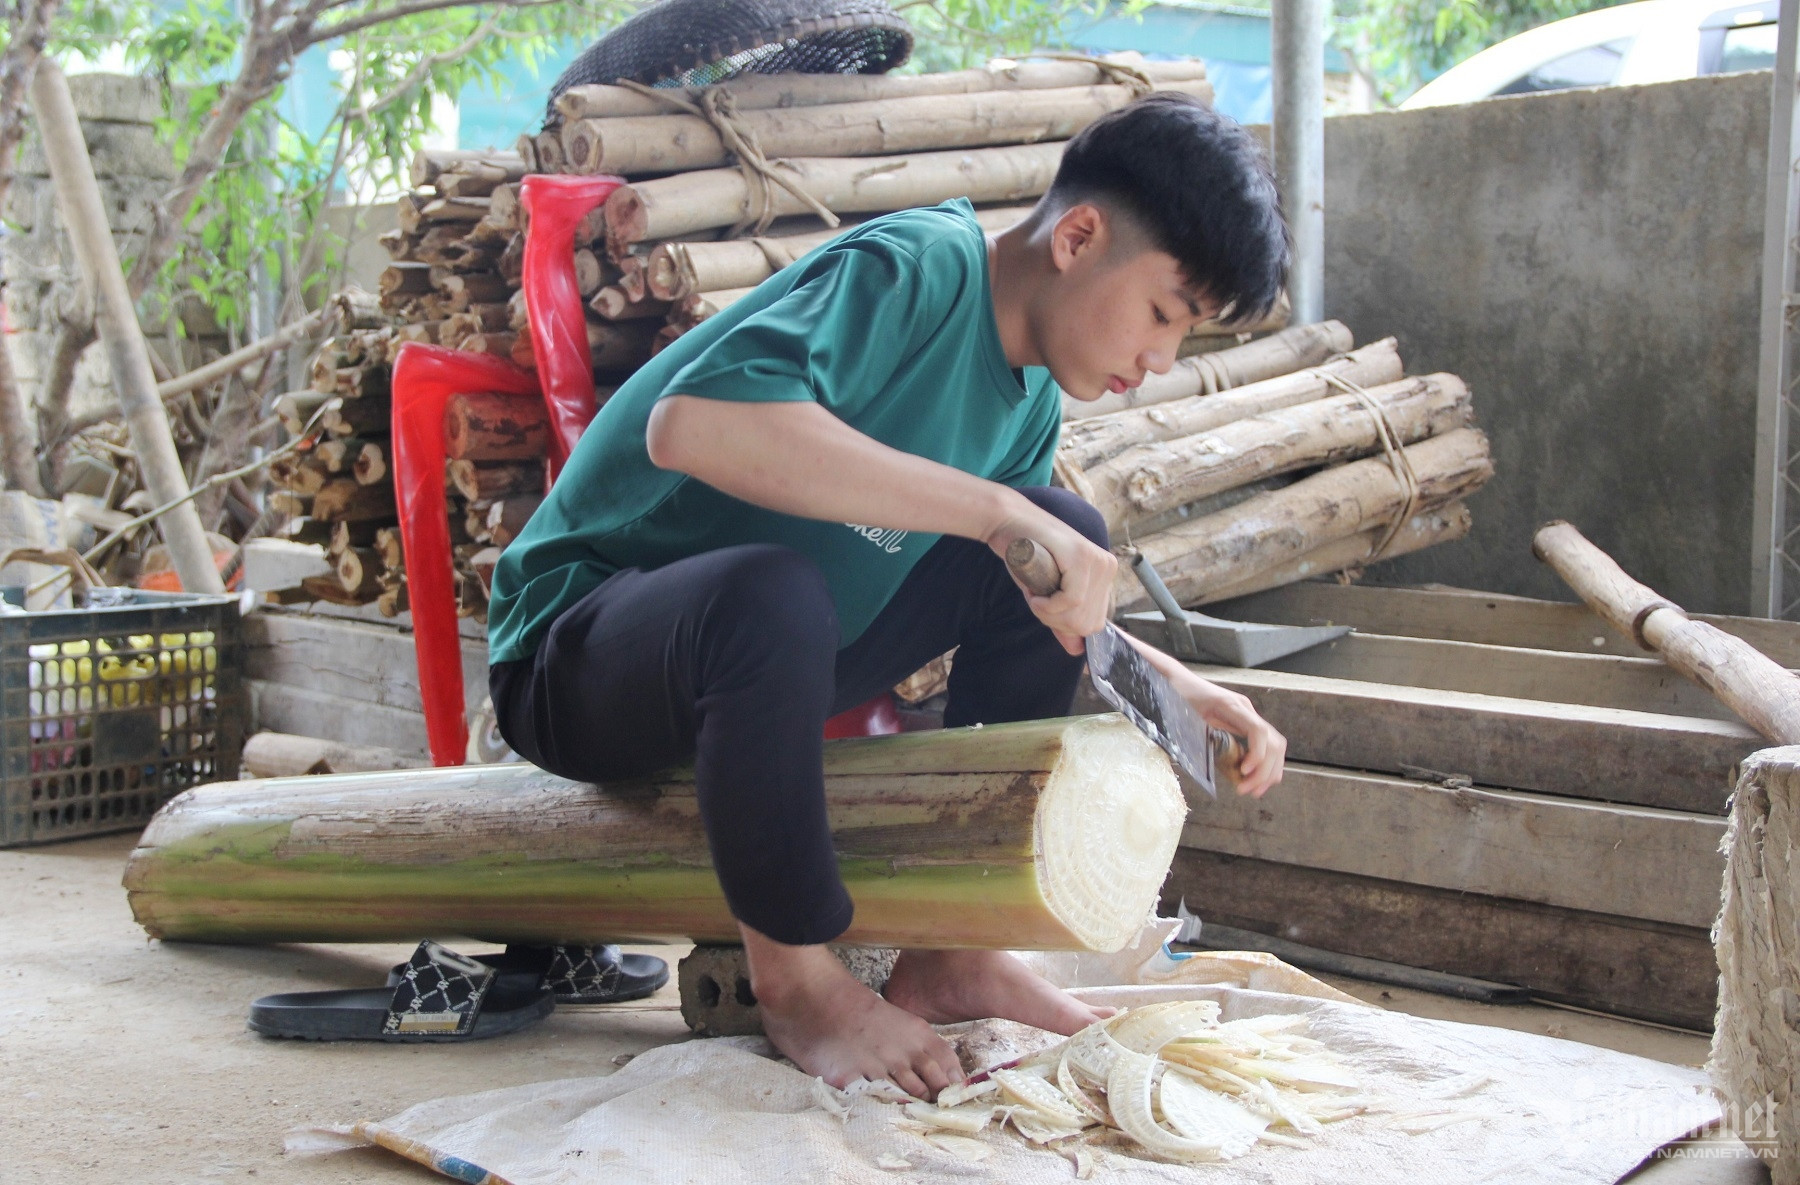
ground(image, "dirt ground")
xmin=0 ymin=833 xmax=1771 ymax=1184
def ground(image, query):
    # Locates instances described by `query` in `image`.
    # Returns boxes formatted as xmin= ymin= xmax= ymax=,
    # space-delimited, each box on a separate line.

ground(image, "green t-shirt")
xmin=486 ymin=198 xmax=1063 ymax=664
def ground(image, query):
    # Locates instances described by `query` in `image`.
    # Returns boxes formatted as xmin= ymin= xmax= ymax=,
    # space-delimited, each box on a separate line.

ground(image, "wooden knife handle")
xmin=1005 ymin=538 xmax=1062 ymax=598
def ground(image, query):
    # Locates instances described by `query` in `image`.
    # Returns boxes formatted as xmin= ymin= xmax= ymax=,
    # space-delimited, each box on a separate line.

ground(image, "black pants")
xmin=489 ymin=486 xmax=1107 ymax=945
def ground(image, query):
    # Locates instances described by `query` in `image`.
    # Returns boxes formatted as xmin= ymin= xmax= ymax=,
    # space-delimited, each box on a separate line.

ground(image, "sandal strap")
xmin=544 ymin=945 xmax=625 ymax=997
xmin=383 ymin=941 xmax=496 ymax=1037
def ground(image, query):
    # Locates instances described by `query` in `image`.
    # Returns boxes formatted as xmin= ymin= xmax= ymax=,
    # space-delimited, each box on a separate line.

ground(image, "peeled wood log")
xmin=486 ymin=495 xmax=543 ymax=547
xmin=376 ymin=581 xmax=410 ymax=618
xmin=511 ymin=321 xmax=657 ymax=373
xmin=410 ymin=148 xmax=524 ymax=189
xmin=447 ymin=458 xmax=543 ymax=503
xmin=319 ymin=394 xmax=391 ymax=437
xmin=311 ymin=477 xmax=398 ymax=523
xmin=590 ymin=286 xmax=671 ymax=321
xmin=1114 ymin=428 xmax=1494 ymax=613
xmin=274 ymin=391 xmax=329 ymax=437
xmin=1059 ymin=338 xmax=1402 ymax=471
xmin=563 ymin=81 xmax=1212 ymax=177
xmin=1087 ymin=373 xmax=1471 ymax=537
xmin=1533 ymin=521 xmax=1800 ymax=744
xmin=444 ymin=303 xmax=512 ymax=337
xmin=267 ymin=454 xmax=328 ymax=497
xmin=438 ymin=272 xmax=510 ymax=310
xmin=534 ymin=130 xmax=564 ymax=172
xmin=350 ymin=439 xmax=387 ymax=486
xmin=573 ymin=247 xmax=606 ymax=297
xmin=682 ymin=287 xmax=754 ymax=324
xmin=444 ymin=390 xmax=550 ymax=461
xmin=553 ymin=59 xmax=1210 ymax=122
xmin=123 ymin=714 xmax=1185 ymax=950
xmin=416 ymin=195 xmax=489 ymax=224
xmin=1067 ymin=321 xmax=1355 ymax=420
xmin=378 ymin=262 xmax=431 ymax=298
xmin=336 ymin=546 xmax=383 ymax=598
xmin=375 ymin=525 xmax=405 ymax=571
xmin=328 ymin=519 xmax=383 ymax=554
xmin=489 ymin=183 xmax=520 ymax=230
xmin=648 ymin=204 xmax=1031 ymax=301
xmin=605 ymin=141 xmax=1064 ymax=247
xmin=456 ymin=331 xmax=518 ymax=359
xmin=301 ymin=573 xmax=378 ymax=606
xmin=1189 ymin=502 xmax=1473 ymax=605
xmin=243 ymin=731 xmax=423 ymax=778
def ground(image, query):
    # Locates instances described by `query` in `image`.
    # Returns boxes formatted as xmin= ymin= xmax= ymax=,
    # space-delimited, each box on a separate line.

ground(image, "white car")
xmin=1401 ymin=0 xmax=1778 ymax=108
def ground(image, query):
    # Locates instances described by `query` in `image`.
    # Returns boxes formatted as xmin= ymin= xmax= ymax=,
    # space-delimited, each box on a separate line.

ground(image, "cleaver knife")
xmin=1005 ymin=538 xmax=1243 ymax=798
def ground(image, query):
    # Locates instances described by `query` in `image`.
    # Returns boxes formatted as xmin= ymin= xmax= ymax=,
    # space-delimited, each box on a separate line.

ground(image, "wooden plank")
xmin=1180 ymin=761 xmax=1726 ymax=928
xmin=1188 ymin=663 xmax=1757 ymax=814
xmin=1210 ymin=581 xmax=1800 ymax=668
xmin=243 ymin=610 xmax=488 ymax=718
xmin=247 ymin=680 xmax=429 ymax=759
xmin=1126 ymin=618 xmax=1739 ymax=721
xmin=1270 ymin=632 xmax=1735 ymax=721
xmin=1164 ymin=848 xmax=1717 ymax=1031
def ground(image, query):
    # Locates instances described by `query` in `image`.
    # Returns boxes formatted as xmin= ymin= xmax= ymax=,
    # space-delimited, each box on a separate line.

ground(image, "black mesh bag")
xmin=545 ymin=0 xmax=913 ymax=126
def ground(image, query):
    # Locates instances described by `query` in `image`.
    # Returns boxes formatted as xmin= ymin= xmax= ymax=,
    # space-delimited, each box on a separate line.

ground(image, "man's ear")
xmin=1048 ymin=202 xmax=1108 ymax=274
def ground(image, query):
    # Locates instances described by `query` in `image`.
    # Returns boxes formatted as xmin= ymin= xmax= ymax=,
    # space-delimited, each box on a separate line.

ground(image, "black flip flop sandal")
xmin=385 ymin=944 xmax=669 ymax=1006
xmin=249 ymin=941 xmax=555 ymax=1042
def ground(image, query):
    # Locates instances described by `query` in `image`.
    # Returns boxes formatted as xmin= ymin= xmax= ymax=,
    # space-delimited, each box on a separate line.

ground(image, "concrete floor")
xmin=0 ymin=833 xmax=1771 ymax=1184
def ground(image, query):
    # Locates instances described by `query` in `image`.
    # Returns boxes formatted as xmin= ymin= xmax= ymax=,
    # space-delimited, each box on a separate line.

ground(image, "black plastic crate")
xmin=0 ymin=588 xmax=244 ymax=848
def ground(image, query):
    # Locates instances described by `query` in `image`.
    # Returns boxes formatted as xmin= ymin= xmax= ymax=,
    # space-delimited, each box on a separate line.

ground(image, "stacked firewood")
xmin=265 ymin=320 xmax=551 ymax=620
xmin=1055 ymin=321 xmax=1494 ymax=613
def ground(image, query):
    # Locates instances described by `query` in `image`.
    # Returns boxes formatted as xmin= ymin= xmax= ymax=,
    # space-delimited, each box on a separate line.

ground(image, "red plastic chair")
xmin=392 ymin=175 xmax=897 ymax=765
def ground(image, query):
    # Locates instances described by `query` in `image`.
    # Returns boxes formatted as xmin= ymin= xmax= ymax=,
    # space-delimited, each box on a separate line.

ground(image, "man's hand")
xmin=1175 ymin=670 xmax=1286 ymax=798
xmin=983 ymin=504 xmax=1116 ymax=656
xmin=1117 ymin=631 xmax=1286 ymax=797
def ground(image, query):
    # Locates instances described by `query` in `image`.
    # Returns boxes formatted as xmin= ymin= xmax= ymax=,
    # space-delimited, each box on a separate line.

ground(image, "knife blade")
xmin=1005 ymin=538 xmax=1242 ymax=798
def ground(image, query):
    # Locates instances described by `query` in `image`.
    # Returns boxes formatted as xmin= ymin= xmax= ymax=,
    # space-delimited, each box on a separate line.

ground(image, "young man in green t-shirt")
xmin=487 ymin=92 xmax=1289 ymax=1096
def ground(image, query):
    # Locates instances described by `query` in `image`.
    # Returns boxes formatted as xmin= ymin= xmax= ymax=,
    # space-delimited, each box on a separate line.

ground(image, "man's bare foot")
xmin=882 ymin=949 xmax=1112 ymax=1036
xmin=739 ymin=925 xmax=964 ymax=1099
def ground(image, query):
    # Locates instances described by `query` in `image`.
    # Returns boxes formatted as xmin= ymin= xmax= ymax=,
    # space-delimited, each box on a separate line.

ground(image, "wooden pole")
xmin=1059 ymin=337 xmax=1403 ymax=471
xmin=562 ymin=81 xmax=1213 ymax=176
xmin=604 ymin=142 xmax=1065 ymax=247
xmin=1065 ymin=320 xmax=1355 ymax=420
xmin=124 ymin=714 xmax=1186 ymax=952
xmin=648 ymin=204 xmax=1033 ymax=301
xmin=29 ymin=61 xmax=223 ymax=593
xmin=1191 ymin=502 xmax=1472 ymax=605
xmin=553 ymin=59 xmax=1210 ymax=122
xmin=241 ymin=731 xmax=422 ymax=778
xmin=1086 ymin=373 xmax=1471 ymax=536
xmin=1533 ymin=520 xmax=1800 ymax=744
xmin=1114 ymin=428 xmax=1493 ymax=612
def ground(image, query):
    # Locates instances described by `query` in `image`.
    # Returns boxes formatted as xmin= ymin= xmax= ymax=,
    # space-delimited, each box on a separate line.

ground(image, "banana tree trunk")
xmin=124 ymin=714 xmax=1185 ymax=953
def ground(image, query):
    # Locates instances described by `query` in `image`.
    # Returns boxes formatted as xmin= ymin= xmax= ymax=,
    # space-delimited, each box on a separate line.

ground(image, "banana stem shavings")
xmin=890 ymin=1002 xmax=1364 ymax=1164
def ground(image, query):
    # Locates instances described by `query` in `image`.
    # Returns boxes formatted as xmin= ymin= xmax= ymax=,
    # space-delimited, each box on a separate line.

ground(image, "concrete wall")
xmin=1324 ymin=71 xmax=1769 ymax=615
xmin=3 ymin=73 xmax=225 ymax=434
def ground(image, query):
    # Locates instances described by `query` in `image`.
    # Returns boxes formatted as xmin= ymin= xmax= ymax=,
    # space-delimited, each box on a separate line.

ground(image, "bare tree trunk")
xmin=0 ymin=0 xmax=62 ymax=495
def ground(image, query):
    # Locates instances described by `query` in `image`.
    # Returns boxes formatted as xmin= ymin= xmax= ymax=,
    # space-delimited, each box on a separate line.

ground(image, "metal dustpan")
xmin=1121 ymin=552 xmax=1350 ymax=668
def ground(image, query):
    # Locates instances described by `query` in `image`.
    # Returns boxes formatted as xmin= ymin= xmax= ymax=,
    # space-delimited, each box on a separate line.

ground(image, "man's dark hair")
xmin=1043 ymin=91 xmax=1288 ymax=326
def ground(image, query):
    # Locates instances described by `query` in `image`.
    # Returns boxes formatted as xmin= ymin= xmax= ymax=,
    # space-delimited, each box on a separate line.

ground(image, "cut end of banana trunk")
xmin=1037 ymin=714 xmax=1187 ymax=952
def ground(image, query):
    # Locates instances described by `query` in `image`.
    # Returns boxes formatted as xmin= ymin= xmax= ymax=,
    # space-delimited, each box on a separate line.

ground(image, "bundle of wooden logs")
xmin=1056 ymin=320 xmax=1494 ymax=612
xmin=271 ymin=57 xmax=1491 ymax=623
xmin=266 ymin=321 xmax=553 ymax=620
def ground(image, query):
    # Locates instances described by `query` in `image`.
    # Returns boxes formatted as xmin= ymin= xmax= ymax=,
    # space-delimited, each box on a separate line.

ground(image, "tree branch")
xmin=305 ymin=0 xmax=560 ymax=47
